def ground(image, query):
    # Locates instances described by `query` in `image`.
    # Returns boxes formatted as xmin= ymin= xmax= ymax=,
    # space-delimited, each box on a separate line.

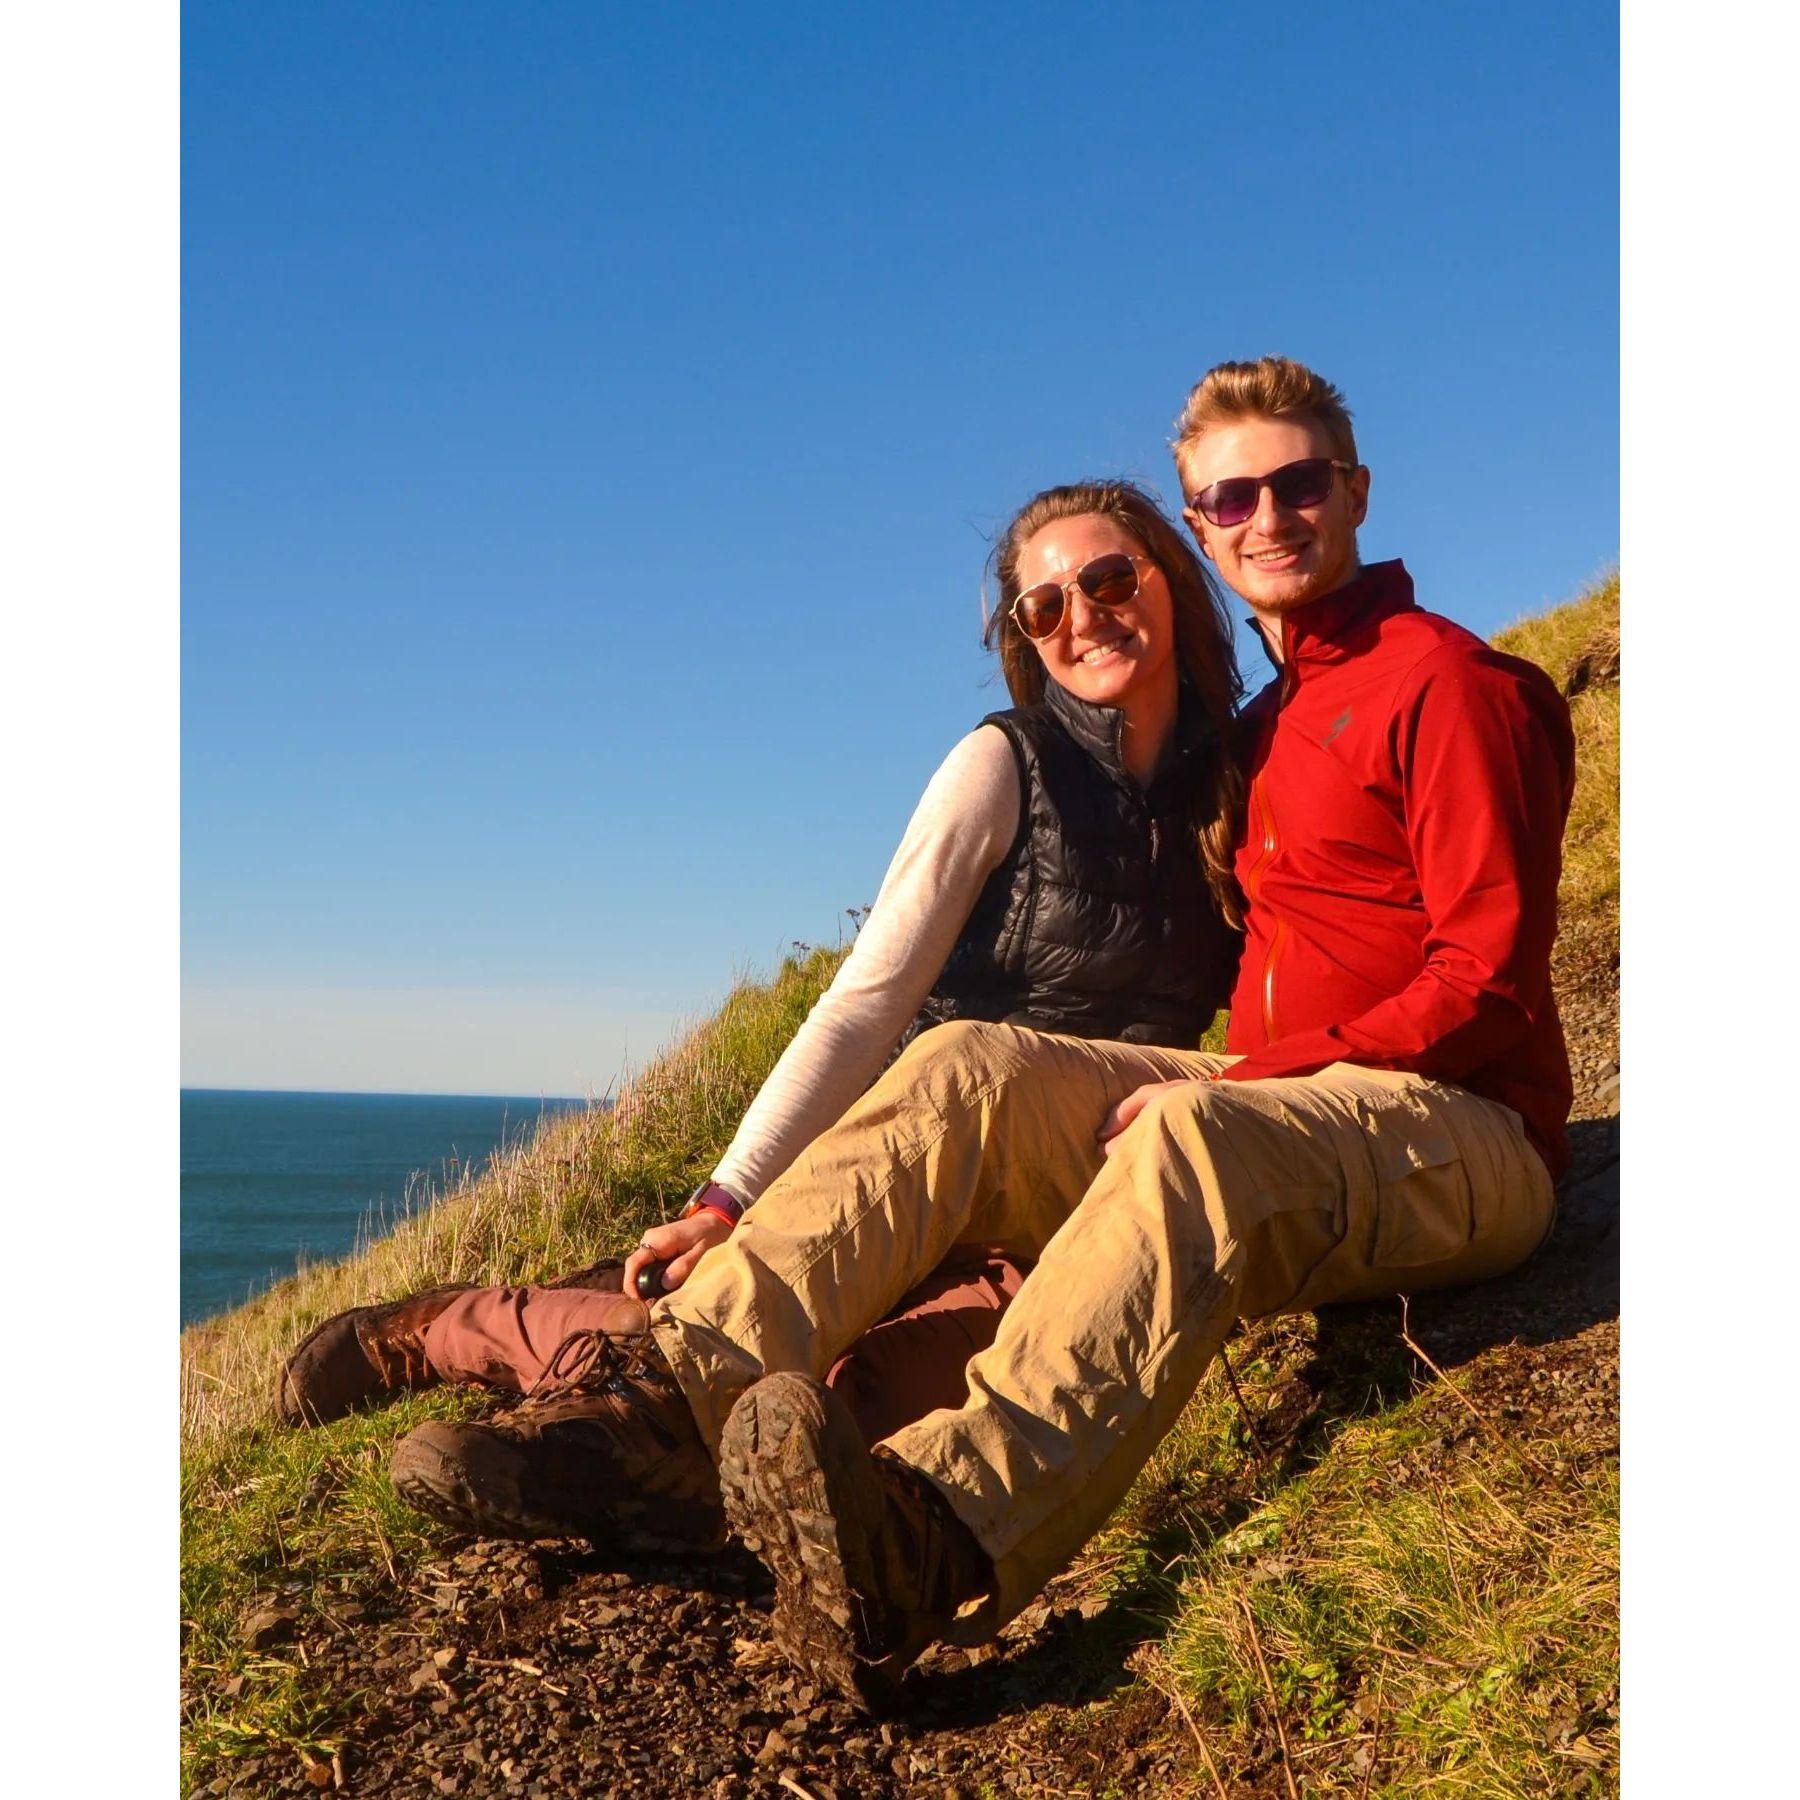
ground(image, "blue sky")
xmin=181 ymin=0 xmax=1618 ymax=1096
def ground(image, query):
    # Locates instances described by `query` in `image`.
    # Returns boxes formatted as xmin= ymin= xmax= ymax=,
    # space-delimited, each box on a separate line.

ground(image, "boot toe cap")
xmin=277 ymin=1315 xmax=379 ymax=1427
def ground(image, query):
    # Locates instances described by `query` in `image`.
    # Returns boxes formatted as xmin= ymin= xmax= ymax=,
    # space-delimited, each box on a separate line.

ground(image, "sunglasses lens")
xmin=1077 ymin=553 xmax=1139 ymax=607
xmin=1196 ymin=478 xmax=1257 ymax=527
xmin=1014 ymin=585 xmax=1066 ymax=639
xmin=1267 ymin=458 xmax=1336 ymax=510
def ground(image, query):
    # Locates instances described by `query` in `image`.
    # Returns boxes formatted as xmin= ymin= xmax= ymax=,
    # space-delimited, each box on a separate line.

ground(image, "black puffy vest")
xmin=910 ymin=679 xmax=1241 ymax=1049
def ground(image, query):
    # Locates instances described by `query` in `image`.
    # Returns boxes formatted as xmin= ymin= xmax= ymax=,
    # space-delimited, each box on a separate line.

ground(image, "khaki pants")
xmin=653 ymin=1021 xmax=1554 ymax=1636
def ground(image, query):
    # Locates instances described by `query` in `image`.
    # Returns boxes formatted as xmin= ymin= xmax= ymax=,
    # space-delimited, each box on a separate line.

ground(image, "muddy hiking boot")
xmin=544 ymin=1256 xmax=629 ymax=1293
xmin=718 ymin=1372 xmax=994 ymax=1710
xmin=275 ymin=1258 xmax=631 ymax=1428
xmin=277 ymin=1285 xmax=474 ymax=1427
xmin=388 ymin=1296 xmax=725 ymax=1553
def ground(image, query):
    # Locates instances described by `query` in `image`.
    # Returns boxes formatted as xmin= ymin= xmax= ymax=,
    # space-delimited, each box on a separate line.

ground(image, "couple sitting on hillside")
xmin=278 ymin=356 xmax=1575 ymax=1709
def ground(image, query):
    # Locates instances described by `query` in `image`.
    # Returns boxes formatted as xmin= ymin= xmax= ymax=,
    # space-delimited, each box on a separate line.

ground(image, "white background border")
xmin=7 ymin=0 xmax=1792 ymax=1788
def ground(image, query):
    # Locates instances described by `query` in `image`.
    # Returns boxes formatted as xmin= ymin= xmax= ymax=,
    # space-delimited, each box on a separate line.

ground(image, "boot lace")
xmin=526 ymin=1327 xmax=660 ymax=1405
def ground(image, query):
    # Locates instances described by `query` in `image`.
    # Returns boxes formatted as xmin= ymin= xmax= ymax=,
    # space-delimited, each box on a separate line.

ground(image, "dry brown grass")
xmin=180 ymin=945 xmax=845 ymax=1449
xmin=1495 ymin=571 xmax=1620 ymax=982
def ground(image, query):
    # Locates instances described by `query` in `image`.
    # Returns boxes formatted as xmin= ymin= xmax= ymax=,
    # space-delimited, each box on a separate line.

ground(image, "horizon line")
xmin=181 ymin=1084 xmax=596 ymax=1104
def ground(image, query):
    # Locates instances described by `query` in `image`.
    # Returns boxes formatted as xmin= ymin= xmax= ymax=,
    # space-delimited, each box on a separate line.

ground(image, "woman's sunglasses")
xmin=1010 ymin=552 xmax=1152 ymax=641
xmin=1188 ymin=456 xmax=1355 ymax=528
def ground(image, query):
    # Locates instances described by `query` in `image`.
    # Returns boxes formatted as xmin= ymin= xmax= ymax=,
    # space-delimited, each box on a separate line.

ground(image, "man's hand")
xmin=1097 ymin=1079 xmax=1208 ymax=1157
xmin=622 ymin=1208 xmax=734 ymax=1297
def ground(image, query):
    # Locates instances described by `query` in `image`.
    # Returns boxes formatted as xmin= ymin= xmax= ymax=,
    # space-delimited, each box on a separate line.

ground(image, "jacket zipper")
xmin=1245 ymin=630 xmax=1299 ymax=1042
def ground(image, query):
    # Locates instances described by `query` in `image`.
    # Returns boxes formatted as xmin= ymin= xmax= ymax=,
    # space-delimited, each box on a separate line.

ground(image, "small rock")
xmin=239 ymin=1604 xmax=298 ymax=1650
xmin=756 ymin=1729 xmax=787 ymax=1766
xmin=302 ymin=1763 xmax=333 ymax=1790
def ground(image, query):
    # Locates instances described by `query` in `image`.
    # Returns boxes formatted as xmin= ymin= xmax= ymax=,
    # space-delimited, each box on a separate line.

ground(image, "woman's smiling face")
xmin=1013 ymin=514 xmax=1178 ymax=711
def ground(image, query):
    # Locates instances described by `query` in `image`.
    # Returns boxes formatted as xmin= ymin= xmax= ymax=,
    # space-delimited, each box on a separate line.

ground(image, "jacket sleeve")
xmin=1217 ymin=646 xmax=1574 ymax=1086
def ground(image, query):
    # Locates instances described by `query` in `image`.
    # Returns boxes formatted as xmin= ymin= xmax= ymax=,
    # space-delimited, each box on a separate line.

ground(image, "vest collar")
xmin=1042 ymin=673 xmax=1213 ymax=790
xmin=1250 ymin=558 xmax=1417 ymax=672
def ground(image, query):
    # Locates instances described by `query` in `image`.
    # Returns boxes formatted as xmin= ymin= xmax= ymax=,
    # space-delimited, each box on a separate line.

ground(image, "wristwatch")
xmin=679 ymin=1180 xmax=745 ymax=1228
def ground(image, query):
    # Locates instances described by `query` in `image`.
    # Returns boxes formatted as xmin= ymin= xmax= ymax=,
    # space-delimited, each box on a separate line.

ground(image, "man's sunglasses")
xmin=1188 ymin=456 xmax=1355 ymax=528
xmin=1010 ymin=552 xmax=1152 ymax=641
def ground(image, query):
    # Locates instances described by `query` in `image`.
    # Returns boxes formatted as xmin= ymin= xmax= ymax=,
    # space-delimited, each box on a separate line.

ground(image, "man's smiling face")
xmin=1178 ymin=415 xmax=1370 ymax=620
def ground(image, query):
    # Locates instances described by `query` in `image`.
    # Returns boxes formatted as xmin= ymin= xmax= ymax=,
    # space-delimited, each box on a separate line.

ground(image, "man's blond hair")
xmin=1172 ymin=356 xmax=1359 ymax=489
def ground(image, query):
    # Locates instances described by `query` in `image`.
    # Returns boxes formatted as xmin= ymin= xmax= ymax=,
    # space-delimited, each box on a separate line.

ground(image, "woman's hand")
xmin=622 ymin=1208 xmax=735 ymax=1298
xmin=1096 ymin=1079 xmax=1207 ymax=1157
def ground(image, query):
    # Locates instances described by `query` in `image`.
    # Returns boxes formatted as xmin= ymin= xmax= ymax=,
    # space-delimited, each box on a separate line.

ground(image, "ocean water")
xmin=180 ymin=1089 xmax=582 ymax=1326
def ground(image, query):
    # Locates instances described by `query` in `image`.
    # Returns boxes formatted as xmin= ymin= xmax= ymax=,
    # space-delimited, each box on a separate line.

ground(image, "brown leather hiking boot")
xmin=387 ymin=1300 xmax=724 ymax=1553
xmin=544 ymin=1256 xmax=628 ymax=1292
xmin=277 ymin=1285 xmax=473 ymax=1427
xmin=718 ymin=1372 xmax=994 ymax=1710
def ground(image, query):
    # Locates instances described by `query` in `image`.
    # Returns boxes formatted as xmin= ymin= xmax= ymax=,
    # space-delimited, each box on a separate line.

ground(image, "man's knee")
xmin=1121 ymin=1076 xmax=1232 ymax=1146
xmin=1108 ymin=1082 xmax=1255 ymax=1228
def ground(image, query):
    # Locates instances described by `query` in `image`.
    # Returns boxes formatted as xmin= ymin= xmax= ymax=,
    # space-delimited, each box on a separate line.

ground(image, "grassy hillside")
xmin=181 ymin=575 xmax=1620 ymax=1798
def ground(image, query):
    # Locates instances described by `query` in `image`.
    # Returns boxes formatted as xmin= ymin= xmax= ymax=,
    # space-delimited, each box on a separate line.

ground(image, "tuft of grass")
xmin=1495 ymin=571 xmax=1620 ymax=977
xmin=1158 ymin=1378 xmax=1616 ymax=1793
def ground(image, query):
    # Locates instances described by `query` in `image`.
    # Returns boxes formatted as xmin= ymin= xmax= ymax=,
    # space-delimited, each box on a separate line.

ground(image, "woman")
xmin=278 ymin=478 xmax=1245 ymax=1540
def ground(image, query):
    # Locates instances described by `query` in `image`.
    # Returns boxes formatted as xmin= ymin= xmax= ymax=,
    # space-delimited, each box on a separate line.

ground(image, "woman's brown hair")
xmin=983 ymin=479 xmax=1246 ymax=929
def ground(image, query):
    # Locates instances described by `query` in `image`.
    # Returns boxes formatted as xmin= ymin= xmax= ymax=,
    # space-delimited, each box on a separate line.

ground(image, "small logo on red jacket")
xmin=1322 ymin=707 xmax=1353 ymax=746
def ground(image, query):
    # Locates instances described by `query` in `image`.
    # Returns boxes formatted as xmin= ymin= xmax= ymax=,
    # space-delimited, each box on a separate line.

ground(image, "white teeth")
xmin=1080 ymin=642 xmax=1124 ymax=664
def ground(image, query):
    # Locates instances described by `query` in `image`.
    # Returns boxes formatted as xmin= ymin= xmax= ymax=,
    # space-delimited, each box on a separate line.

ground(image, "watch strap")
xmin=679 ymin=1180 xmax=745 ymax=1228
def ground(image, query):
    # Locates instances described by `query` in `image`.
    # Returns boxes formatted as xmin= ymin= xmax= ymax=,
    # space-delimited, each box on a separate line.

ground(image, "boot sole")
xmin=391 ymin=1423 xmax=727 ymax=1555
xmin=390 ymin=1424 xmax=566 ymax=1541
xmin=717 ymin=1374 xmax=902 ymax=1711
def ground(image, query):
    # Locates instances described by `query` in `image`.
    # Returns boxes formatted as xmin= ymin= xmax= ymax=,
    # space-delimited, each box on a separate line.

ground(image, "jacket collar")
xmin=1251 ymin=558 xmax=1416 ymax=672
xmin=1042 ymin=672 xmax=1214 ymax=791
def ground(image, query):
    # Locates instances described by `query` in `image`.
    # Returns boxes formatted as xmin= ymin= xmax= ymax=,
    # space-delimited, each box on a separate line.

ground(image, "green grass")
xmin=1087 ymin=1309 xmax=1618 ymax=1795
xmin=181 ymin=577 xmax=1621 ymax=1795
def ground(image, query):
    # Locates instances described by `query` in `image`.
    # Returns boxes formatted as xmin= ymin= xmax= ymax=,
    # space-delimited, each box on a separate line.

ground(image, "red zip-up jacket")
xmin=1219 ymin=560 xmax=1577 ymax=1178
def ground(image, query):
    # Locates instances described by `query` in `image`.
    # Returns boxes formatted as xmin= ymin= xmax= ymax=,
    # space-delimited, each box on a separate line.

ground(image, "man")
xmin=390 ymin=356 xmax=1575 ymax=1709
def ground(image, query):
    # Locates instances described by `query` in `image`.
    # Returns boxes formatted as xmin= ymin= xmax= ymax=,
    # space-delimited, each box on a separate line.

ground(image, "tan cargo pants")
xmin=652 ymin=1021 xmax=1554 ymax=1636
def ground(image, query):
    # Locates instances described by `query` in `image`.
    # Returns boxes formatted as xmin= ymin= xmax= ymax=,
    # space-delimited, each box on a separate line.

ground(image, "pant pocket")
xmin=1355 ymin=1092 xmax=1476 ymax=1270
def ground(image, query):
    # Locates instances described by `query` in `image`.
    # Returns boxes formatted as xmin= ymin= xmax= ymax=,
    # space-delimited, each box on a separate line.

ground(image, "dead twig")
xmin=468 ymin=1654 xmax=570 ymax=1697
xmin=1429 ymin=1475 xmax=1467 ymax=1610
xmin=1241 ymin=1598 xmax=1301 ymax=1800
xmin=1170 ymin=1687 xmax=1231 ymax=1800
xmin=1140 ymin=1655 xmax=1230 ymax=1800
xmin=369 ymin=1516 xmax=399 ymax=1586
xmin=1398 ymin=1296 xmax=1554 ymax=1478
xmin=777 ymin=1778 xmax=820 ymax=1800
xmin=1358 ymin=1653 xmax=1389 ymax=1800
xmin=1218 ymin=1341 xmax=1274 ymax=1465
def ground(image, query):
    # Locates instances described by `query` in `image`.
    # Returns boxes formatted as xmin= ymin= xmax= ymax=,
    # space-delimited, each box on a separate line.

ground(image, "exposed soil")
xmin=191 ymin=975 xmax=1620 ymax=1800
